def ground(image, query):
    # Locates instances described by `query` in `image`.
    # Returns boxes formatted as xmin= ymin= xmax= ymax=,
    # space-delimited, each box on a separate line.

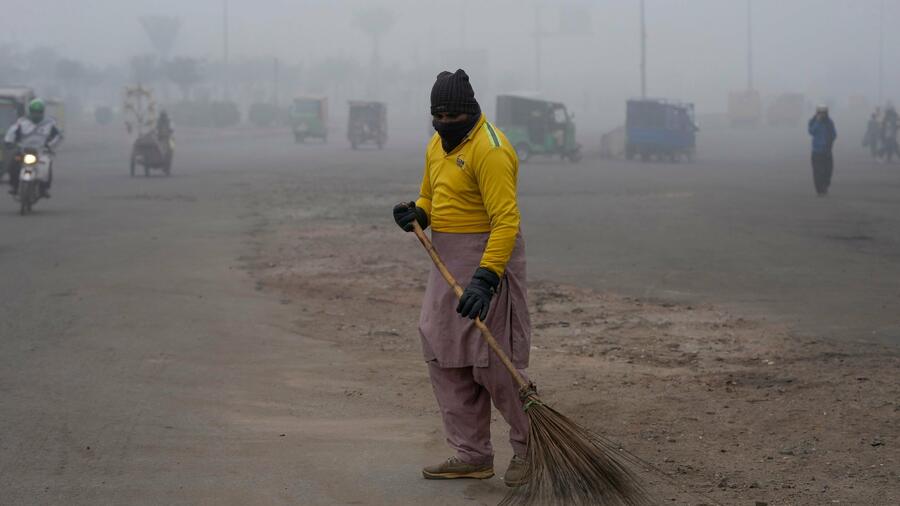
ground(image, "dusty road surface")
xmin=0 ymin=125 xmax=897 ymax=505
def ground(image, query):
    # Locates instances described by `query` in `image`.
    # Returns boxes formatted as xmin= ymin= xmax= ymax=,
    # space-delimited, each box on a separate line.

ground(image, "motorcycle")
xmin=14 ymin=146 xmax=52 ymax=215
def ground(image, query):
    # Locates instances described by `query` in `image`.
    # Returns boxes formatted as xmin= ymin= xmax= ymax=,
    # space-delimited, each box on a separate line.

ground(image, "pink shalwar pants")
xmin=427 ymin=353 xmax=530 ymax=466
xmin=420 ymin=232 xmax=532 ymax=466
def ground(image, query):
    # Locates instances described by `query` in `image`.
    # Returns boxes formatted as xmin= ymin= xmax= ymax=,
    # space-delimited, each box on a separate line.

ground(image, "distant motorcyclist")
xmin=156 ymin=109 xmax=174 ymax=152
xmin=4 ymin=98 xmax=63 ymax=196
xmin=156 ymin=110 xmax=174 ymax=140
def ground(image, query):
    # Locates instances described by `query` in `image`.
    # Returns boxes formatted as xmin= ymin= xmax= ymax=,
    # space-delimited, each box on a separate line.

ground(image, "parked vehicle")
xmin=347 ymin=101 xmax=387 ymax=149
xmin=495 ymin=94 xmax=581 ymax=162
xmin=0 ymin=87 xmax=36 ymax=176
xmin=599 ymin=125 xmax=627 ymax=159
xmin=290 ymin=97 xmax=328 ymax=143
xmin=12 ymin=145 xmax=52 ymax=215
xmin=625 ymin=99 xmax=697 ymax=162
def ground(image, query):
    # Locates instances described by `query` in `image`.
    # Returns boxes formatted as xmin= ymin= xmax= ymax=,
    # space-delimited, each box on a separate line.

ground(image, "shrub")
xmin=211 ymin=101 xmax=241 ymax=128
xmin=248 ymin=102 xmax=279 ymax=127
xmin=169 ymin=100 xmax=241 ymax=128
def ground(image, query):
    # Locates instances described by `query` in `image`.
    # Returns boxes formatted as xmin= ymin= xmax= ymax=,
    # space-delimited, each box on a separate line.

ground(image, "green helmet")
xmin=28 ymin=98 xmax=45 ymax=122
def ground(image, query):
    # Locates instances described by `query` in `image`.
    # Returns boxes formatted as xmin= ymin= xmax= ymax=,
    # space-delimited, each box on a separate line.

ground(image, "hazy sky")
xmin=6 ymin=0 xmax=898 ymax=113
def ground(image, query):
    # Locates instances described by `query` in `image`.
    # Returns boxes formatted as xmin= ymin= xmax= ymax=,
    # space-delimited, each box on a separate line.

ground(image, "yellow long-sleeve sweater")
xmin=415 ymin=114 xmax=521 ymax=276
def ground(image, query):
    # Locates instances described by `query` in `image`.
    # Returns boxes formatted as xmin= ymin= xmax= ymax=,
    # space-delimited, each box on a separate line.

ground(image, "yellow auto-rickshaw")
xmin=45 ymin=98 xmax=66 ymax=131
xmin=0 ymin=87 xmax=36 ymax=170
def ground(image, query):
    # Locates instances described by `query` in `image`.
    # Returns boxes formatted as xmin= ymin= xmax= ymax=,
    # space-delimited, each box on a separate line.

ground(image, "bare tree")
xmin=0 ymin=45 xmax=26 ymax=82
xmin=55 ymin=59 xmax=86 ymax=83
xmin=130 ymin=54 xmax=161 ymax=85
xmin=165 ymin=57 xmax=204 ymax=100
xmin=139 ymin=16 xmax=181 ymax=60
xmin=54 ymin=58 xmax=92 ymax=101
xmin=308 ymin=57 xmax=362 ymax=102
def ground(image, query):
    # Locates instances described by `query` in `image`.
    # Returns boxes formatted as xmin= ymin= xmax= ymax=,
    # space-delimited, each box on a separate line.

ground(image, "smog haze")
xmin=5 ymin=0 xmax=897 ymax=128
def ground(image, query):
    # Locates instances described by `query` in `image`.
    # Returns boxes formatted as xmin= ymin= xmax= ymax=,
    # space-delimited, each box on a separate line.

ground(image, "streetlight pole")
xmin=223 ymin=0 xmax=230 ymax=100
xmin=273 ymin=57 xmax=280 ymax=106
xmin=534 ymin=4 xmax=542 ymax=91
xmin=879 ymin=0 xmax=884 ymax=105
xmin=640 ymin=0 xmax=646 ymax=98
xmin=747 ymin=0 xmax=753 ymax=91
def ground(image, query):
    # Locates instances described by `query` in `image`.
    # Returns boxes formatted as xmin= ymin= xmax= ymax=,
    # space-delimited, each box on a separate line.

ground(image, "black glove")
xmin=456 ymin=267 xmax=500 ymax=320
xmin=392 ymin=201 xmax=428 ymax=232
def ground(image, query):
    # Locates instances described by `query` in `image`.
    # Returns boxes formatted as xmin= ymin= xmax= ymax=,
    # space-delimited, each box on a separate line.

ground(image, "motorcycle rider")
xmin=4 ymin=98 xmax=63 ymax=197
xmin=156 ymin=109 xmax=175 ymax=155
xmin=157 ymin=110 xmax=173 ymax=141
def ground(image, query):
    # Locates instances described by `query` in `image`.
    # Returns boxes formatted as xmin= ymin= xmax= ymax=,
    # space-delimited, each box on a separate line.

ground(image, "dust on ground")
xmin=245 ymin=180 xmax=899 ymax=506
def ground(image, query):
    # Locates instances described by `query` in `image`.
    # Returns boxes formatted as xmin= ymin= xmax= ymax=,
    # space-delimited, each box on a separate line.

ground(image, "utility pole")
xmin=460 ymin=0 xmax=468 ymax=50
xmin=534 ymin=4 xmax=543 ymax=91
xmin=640 ymin=0 xmax=646 ymax=98
xmin=223 ymin=0 xmax=230 ymax=100
xmin=879 ymin=0 xmax=885 ymax=105
xmin=747 ymin=0 xmax=753 ymax=91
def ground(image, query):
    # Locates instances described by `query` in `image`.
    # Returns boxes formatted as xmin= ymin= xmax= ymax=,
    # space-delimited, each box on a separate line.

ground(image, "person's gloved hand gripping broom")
xmin=394 ymin=200 xmax=499 ymax=321
xmin=392 ymin=201 xmax=428 ymax=232
xmin=456 ymin=267 xmax=499 ymax=321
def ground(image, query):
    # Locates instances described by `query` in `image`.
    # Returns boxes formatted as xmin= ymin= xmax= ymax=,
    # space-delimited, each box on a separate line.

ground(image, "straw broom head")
xmin=500 ymin=390 xmax=653 ymax=506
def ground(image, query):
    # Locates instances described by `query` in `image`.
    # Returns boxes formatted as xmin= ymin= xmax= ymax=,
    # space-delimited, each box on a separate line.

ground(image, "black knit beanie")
xmin=430 ymin=69 xmax=480 ymax=115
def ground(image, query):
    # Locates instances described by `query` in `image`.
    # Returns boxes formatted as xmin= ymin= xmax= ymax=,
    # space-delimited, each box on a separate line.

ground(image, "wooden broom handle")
xmin=411 ymin=221 xmax=529 ymax=390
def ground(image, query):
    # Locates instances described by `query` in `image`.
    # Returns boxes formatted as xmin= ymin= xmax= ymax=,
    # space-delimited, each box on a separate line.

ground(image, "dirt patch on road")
xmin=245 ymin=185 xmax=898 ymax=505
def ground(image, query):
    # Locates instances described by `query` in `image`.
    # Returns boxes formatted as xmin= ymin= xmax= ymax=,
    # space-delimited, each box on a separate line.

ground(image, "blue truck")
xmin=625 ymin=99 xmax=697 ymax=162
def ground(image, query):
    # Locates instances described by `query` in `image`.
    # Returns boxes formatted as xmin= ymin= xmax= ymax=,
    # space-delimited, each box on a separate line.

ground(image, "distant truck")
xmin=599 ymin=125 xmax=626 ymax=159
xmin=625 ymin=99 xmax=697 ymax=162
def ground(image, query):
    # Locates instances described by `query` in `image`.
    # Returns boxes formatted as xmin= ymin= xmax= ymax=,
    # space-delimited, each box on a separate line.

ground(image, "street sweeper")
xmin=392 ymin=69 xmax=531 ymax=488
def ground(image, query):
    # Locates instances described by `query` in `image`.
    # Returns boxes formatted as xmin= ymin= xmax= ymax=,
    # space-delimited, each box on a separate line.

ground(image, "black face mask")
xmin=433 ymin=113 xmax=480 ymax=152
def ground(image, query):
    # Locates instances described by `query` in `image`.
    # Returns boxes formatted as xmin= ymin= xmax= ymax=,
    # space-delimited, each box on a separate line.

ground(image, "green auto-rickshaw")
xmin=495 ymin=94 xmax=581 ymax=163
xmin=0 ymin=87 xmax=36 ymax=174
xmin=289 ymin=97 xmax=328 ymax=143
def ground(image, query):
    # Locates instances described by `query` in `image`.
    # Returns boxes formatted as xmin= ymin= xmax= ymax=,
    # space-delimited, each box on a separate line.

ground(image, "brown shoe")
xmin=503 ymin=455 xmax=528 ymax=487
xmin=422 ymin=456 xmax=494 ymax=480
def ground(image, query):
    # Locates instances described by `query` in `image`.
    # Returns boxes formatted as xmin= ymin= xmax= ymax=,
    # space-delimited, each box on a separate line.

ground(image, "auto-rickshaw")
xmin=289 ymin=97 xmax=328 ymax=143
xmin=0 ymin=87 xmax=36 ymax=176
xmin=495 ymin=94 xmax=581 ymax=163
xmin=347 ymin=101 xmax=387 ymax=150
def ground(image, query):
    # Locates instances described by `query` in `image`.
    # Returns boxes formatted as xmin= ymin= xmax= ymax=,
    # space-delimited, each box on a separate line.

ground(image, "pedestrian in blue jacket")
xmin=808 ymin=105 xmax=837 ymax=196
